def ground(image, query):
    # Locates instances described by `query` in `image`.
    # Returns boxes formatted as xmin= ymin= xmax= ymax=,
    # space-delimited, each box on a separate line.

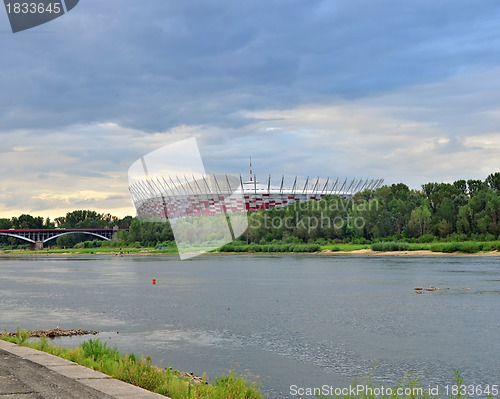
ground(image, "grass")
xmin=218 ymin=243 xmax=322 ymax=253
xmin=1 ymin=331 xmax=262 ymax=399
xmin=3 ymin=240 xmax=500 ymax=256
xmin=321 ymin=243 xmax=372 ymax=252
xmin=371 ymin=241 xmax=500 ymax=254
xmin=1 ymin=246 xmax=178 ymax=255
xmin=3 ymin=330 xmax=497 ymax=399
xmin=428 ymin=241 xmax=500 ymax=254
xmin=371 ymin=242 xmax=411 ymax=252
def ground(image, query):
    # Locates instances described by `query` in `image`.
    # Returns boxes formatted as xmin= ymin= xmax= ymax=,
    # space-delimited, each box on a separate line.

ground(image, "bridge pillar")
xmin=112 ymin=226 xmax=119 ymax=241
xmin=30 ymin=241 xmax=44 ymax=251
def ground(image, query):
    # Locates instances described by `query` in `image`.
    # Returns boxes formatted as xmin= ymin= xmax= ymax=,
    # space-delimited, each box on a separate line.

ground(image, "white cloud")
xmin=0 ymin=123 xmax=202 ymax=218
xmin=463 ymin=133 xmax=500 ymax=149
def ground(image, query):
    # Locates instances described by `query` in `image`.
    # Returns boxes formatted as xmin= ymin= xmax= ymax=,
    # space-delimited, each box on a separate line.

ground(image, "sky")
xmin=1 ymin=0 xmax=500 ymax=219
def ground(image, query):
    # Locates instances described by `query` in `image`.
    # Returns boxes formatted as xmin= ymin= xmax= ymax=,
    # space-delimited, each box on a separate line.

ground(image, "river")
xmin=0 ymin=254 xmax=498 ymax=398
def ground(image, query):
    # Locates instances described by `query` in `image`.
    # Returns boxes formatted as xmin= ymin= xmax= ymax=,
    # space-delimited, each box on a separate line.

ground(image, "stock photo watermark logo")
xmin=3 ymin=0 xmax=79 ymax=33
xmin=128 ymin=137 xmax=248 ymax=260
xmin=249 ymin=196 xmax=380 ymax=233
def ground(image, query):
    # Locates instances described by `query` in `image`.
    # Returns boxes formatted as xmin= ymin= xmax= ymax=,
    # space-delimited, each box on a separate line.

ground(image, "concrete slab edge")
xmin=0 ymin=339 xmax=169 ymax=399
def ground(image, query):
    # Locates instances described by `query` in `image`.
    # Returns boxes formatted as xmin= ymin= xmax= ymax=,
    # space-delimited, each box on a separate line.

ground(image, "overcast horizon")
xmin=2 ymin=1 xmax=500 ymax=219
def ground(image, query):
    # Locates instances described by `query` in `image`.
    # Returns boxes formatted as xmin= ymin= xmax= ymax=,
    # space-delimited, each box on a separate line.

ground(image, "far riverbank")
xmin=1 ymin=246 xmax=499 ymax=257
xmin=320 ymin=248 xmax=500 ymax=256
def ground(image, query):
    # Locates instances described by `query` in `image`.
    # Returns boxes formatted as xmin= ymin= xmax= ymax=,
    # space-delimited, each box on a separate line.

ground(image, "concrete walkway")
xmin=0 ymin=339 xmax=169 ymax=398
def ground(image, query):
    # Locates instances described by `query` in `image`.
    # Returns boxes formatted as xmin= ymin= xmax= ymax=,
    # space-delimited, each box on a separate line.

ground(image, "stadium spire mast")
xmin=249 ymin=156 xmax=253 ymax=182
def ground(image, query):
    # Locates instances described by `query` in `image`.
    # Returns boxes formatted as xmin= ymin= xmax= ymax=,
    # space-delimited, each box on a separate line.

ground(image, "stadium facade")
xmin=129 ymin=169 xmax=384 ymax=220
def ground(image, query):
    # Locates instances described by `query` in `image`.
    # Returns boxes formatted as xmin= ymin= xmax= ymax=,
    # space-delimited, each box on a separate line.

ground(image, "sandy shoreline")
xmin=319 ymin=248 xmax=500 ymax=256
xmin=1 ymin=249 xmax=499 ymax=257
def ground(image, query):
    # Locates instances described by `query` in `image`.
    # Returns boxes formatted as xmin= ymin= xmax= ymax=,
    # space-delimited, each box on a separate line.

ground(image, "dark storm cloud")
xmin=1 ymin=0 xmax=499 ymax=132
xmin=1 ymin=0 xmax=500 ymax=217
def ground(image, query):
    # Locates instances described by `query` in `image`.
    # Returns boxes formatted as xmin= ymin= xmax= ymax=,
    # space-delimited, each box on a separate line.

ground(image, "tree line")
xmin=1 ymin=172 xmax=499 ymax=249
xmin=242 ymin=172 xmax=500 ymax=244
xmin=0 ymin=210 xmax=132 ymax=230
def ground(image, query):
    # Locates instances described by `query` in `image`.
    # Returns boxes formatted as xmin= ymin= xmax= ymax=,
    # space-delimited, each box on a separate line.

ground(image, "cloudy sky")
xmin=1 ymin=0 xmax=500 ymax=218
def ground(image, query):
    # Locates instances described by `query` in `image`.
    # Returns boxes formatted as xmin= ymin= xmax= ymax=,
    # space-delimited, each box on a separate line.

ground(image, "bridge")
xmin=0 ymin=228 xmax=129 ymax=250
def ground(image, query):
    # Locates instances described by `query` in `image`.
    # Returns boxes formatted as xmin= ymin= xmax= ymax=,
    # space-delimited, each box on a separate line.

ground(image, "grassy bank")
xmin=320 ymin=243 xmax=372 ymax=252
xmin=218 ymin=242 xmax=322 ymax=253
xmin=2 ymin=331 xmax=496 ymax=399
xmin=0 ymin=246 xmax=178 ymax=255
xmin=2 ymin=240 xmax=500 ymax=256
xmin=220 ymin=240 xmax=500 ymax=254
xmin=371 ymin=240 xmax=500 ymax=254
xmin=1 ymin=241 xmax=326 ymax=255
xmin=1 ymin=329 xmax=262 ymax=399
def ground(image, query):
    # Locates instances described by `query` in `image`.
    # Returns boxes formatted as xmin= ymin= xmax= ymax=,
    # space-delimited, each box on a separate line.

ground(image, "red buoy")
xmin=152 ymin=279 xmax=156 ymax=285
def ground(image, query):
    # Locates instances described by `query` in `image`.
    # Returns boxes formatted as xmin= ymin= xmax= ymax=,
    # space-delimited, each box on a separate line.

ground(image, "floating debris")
xmin=2 ymin=327 xmax=98 ymax=338
xmin=178 ymin=371 xmax=207 ymax=385
xmin=166 ymin=368 xmax=207 ymax=385
xmin=414 ymin=286 xmax=440 ymax=293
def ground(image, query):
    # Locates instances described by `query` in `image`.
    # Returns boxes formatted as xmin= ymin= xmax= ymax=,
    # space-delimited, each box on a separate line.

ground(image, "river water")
xmin=0 ymin=254 xmax=499 ymax=398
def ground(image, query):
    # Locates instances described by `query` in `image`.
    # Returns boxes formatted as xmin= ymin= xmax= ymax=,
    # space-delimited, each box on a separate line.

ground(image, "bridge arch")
xmin=0 ymin=232 xmax=35 ymax=243
xmin=43 ymin=231 xmax=111 ymax=243
xmin=0 ymin=228 xmax=127 ymax=250
xmin=0 ymin=231 xmax=112 ymax=250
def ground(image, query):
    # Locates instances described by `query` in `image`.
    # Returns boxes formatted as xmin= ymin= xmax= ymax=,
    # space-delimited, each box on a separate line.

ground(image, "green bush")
xmin=219 ymin=243 xmax=320 ymax=253
xmin=431 ymin=242 xmax=459 ymax=253
xmin=458 ymin=242 xmax=482 ymax=253
xmin=417 ymin=234 xmax=435 ymax=243
xmin=431 ymin=241 xmax=488 ymax=253
xmin=352 ymin=238 xmax=370 ymax=245
xmin=482 ymin=242 xmax=495 ymax=251
xmin=372 ymin=242 xmax=410 ymax=251
xmin=292 ymin=244 xmax=321 ymax=252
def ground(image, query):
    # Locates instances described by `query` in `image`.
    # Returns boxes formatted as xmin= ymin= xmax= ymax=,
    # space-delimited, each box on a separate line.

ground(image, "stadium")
xmin=129 ymin=162 xmax=384 ymax=220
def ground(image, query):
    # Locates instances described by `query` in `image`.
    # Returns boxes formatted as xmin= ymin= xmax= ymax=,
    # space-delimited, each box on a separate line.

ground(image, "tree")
xmin=456 ymin=205 xmax=473 ymax=234
xmin=467 ymin=179 xmax=488 ymax=197
xmin=438 ymin=219 xmax=453 ymax=237
xmin=436 ymin=197 xmax=456 ymax=226
xmin=422 ymin=182 xmax=439 ymax=210
xmin=11 ymin=214 xmax=44 ymax=229
xmin=408 ymin=205 xmax=432 ymax=237
xmin=117 ymin=216 xmax=133 ymax=228
xmin=486 ymin=172 xmax=500 ymax=192
xmin=484 ymin=190 xmax=500 ymax=235
xmin=0 ymin=218 xmax=12 ymax=229
xmin=54 ymin=216 xmax=66 ymax=227
xmin=453 ymin=180 xmax=467 ymax=196
xmin=127 ymin=218 xmax=174 ymax=246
